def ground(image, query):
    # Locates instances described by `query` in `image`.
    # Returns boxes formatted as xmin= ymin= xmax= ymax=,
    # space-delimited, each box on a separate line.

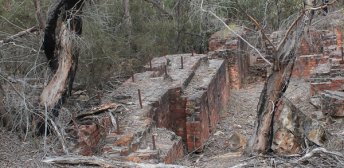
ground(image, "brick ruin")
xmin=296 ymin=27 xmax=344 ymax=117
xmin=67 ymin=25 xmax=344 ymax=165
xmin=70 ymin=54 xmax=234 ymax=163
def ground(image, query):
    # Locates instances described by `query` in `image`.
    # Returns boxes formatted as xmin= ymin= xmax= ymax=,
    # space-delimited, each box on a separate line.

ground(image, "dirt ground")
xmin=0 ymin=128 xmax=54 ymax=168
xmin=1 ymin=78 xmax=343 ymax=167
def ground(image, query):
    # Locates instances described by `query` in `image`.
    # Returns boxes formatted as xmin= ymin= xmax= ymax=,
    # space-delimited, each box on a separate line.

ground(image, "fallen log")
xmin=42 ymin=156 xmax=187 ymax=168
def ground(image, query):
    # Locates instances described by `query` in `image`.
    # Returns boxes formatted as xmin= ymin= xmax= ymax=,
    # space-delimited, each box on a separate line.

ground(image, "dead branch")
xmin=143 ymin=0 xmax=173 ymax=19
xmin=298 ymin=147 xmax=344 ymax=162
xmin=76 ymin=103 xmax=122 ymax=119
xmin=308 ymin=0 xmax=338 ymax=10
xmin=42 ymin=156 xmax=187 ymax=168
xmin=0 ymin=73 xmax=31 ymax=106
xmin=234 ymin=0 xmax=276 ymax=52
xmin=0 ymin=26 xmax=38 ymax=45
xmin=277 ymin=0 xmax=338 ymax=52
xmin=276 ymin=12 xmax=305 ymax=52
xmin=42 ymin=156 xmax=114 ymax=167
xmin=200 ymin=0 xmax=272 ymax=66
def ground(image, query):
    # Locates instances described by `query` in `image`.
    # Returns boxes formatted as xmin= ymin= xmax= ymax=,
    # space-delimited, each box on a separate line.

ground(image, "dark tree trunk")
xmin=41 ymin=0 xmax=84 ymax=117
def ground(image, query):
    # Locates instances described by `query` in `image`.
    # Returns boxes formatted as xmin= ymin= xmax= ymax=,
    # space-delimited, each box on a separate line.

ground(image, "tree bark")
xmin=41 ymin=0 xmax=84 ymax=117
xmin=247 ymin=11 xmax=309 ymax=154
xmin=123 ymin=0 xmax=131 ymax=29
xmin=43 ymin=156 xmax=187 ymax=168
xmin=32 ymin=0 xmax=45 ymax=30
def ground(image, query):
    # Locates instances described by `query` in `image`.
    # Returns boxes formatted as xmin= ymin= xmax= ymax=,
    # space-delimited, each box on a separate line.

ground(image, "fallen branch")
xmin=42 ymin=156 xmax=187 ymax=168
xmin=298 ymin=147 xmax=344 ymax=162
xmin=76 ymin=102 xmax=122 ymax=119
xmin=211 ymin=151 xmax=243 ymax=160
xmin=230 ymin=163 xmax=248 ymax=168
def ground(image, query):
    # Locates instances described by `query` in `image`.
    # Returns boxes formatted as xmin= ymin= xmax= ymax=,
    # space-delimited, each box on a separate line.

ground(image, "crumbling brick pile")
xmin=71 ymin=54 xmax=230 ymax=164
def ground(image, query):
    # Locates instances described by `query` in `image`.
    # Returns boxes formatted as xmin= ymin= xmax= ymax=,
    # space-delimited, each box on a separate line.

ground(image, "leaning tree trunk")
xmin=246 ymin=11 xmax=311 ymax=154
xmin=41 ymin=0 xmax=84 ymax=117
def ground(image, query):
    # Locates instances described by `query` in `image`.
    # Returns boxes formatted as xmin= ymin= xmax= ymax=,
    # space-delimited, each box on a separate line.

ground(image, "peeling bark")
xmin=41 ymin=0 xmax=84 ymax=116
xmin=41 ymin=25 xmax=75 ymax=112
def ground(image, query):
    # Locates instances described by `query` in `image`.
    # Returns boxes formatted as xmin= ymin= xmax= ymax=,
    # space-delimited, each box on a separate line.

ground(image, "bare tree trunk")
xmin=123 ymin=0 xmax=132 ymax=52
xmin=123 ymin=0 xmax=131 ymax=29
xmin=32 ymin=0 xmax=45 ymax=30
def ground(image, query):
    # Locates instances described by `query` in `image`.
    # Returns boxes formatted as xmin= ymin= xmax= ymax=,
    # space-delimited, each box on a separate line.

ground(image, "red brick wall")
xmin=292 ymin=55 xmax=328 ymax=78
xmin=185 ymin=94 xmax=210 ymax=152
xmin=77 ymin=117 xmax=111 ymax=156
xmin=311 ymin=79 xmax=344 ymax=96
xmin=297 ymin=30 xmax=323 ymax=55
xmin=151 ymin=91 xmax=172 ymax=129
xmin=169 ymin=88 xmax=187 ymax=141
xmin=185 ymin=61 xmax=229 ymax=152
xmin=208 ymin=50 xmax=249 ymax=89
xmin=163 ymin=137 xmax=184 ymax=164
xmin=207 ymin=61 xmax=229 ymax=130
